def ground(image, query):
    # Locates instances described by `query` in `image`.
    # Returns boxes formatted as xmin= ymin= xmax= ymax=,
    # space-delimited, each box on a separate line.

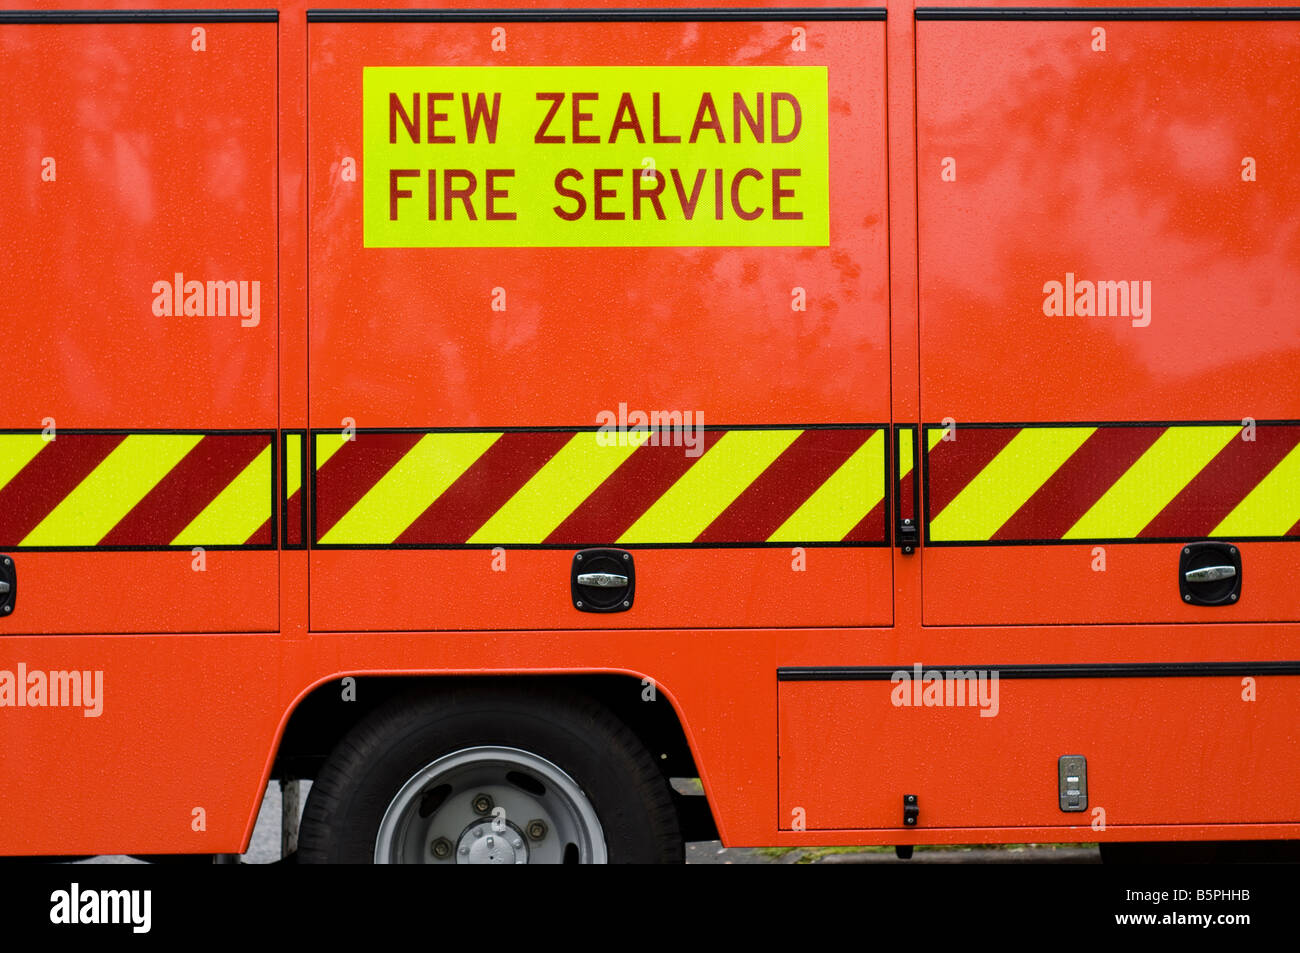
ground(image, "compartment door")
xmin=306 ymin=14 xmax=892 ymax=632
xmin=778 ymin=672 xmax=1300 ymax=830
xmin=916 ymin=16 xmax=1300 ymax=626
xmin=0 ymin=19 xmax=279 ymax=634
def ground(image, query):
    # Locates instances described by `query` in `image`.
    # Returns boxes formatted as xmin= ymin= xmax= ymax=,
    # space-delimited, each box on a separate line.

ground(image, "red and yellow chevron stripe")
xmin=312 ymin=427 xmax=887 ymax=546
xmin=0 ymin=432 xmax=274 ymax=549
xmin=282 ymin=431 xmax=306 ymax=548
xmin=896 ymin=425 xmax=917 ymax=522
xmin=924 ymin=423 xmax=1300 ymax=543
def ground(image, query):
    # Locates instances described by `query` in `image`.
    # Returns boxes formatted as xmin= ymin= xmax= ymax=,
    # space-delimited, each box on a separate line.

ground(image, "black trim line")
xmin=0 ymin=10 xmax=278 ymax=23
xmin=918 ymin=419 xmax=1300 ymax=429
xmin=915 ymin=7 xmax=1300 ymax=20
xmin=0 ymin=428 xmax=281 ymax=435
xmin=779 ymin=661 xmax=1300 ymax=680
xmin=308 ymin=7 xmax=885 ymax=22
xmin=12 ymin=545 xmax=274 ymax=553
xmin=311 ymin=541 xmax=886 ymax=550
xmin=308 ymin=423 xmax=885 ymax=434
xmin=923 ymin=535 xmax=1297 ymax=546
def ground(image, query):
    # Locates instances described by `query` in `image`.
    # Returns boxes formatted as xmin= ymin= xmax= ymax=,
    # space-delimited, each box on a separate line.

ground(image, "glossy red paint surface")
xmin=0 ymin=23 xmax=278 ymax=429
xmin=0 ymin=22 xmax=279 ymax=634
xmin=0 ymin=0 xmax=1297 ymax=857
xmin=916 ymin=19 xmax=1300 ymax=626
xmin=306 ymin=17 xmax=892 ymax=631
xmin=307 ymin=19 xmax=889 ymax=428
xmin=917 ymin=21 xmax=1300 ymax=425
xmin=780 ymin=675 xmax=1300 ymax=829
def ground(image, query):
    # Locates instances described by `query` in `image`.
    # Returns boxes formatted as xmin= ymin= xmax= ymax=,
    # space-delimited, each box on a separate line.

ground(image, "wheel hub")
xmin=457 ymin=820 xmax=529 ymax=865
xmin=373 ymin=745 xmax=607 ymax=864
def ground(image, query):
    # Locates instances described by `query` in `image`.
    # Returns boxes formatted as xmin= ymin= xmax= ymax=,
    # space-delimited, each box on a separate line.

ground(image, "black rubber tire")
xmin=297 ymin=685 xmax=683 ymax=864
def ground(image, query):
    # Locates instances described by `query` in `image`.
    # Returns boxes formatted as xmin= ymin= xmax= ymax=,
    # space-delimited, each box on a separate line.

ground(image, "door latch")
xmin=575 ymin=572 xmax=628 ymax=588
xmin=0 ymin=555 xmax=14 ymax=616
xmin=1058 ymin=755 xmax=1087 ymax=812
xmin=898 ymin=519 xmax=919 ymax=555
xmin=1179 ymin=542 xmax=1242 ymax=606
xmin=1184 ymin=565 xmax=1236 ymax=584
xmin=571 ymin=549 xmax=635 ymax=613
xmin=903 ymin=793 xmax=919 ymax=826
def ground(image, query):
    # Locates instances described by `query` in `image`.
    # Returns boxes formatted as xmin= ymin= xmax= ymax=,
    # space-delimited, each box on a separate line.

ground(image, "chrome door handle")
xmin=1184 ymin=565 xmax=1237 ymax=583
xmin=0 ymin=581 xmax=9 ymax=595
xmin=576 ymin=572 xmax=628 ymax=588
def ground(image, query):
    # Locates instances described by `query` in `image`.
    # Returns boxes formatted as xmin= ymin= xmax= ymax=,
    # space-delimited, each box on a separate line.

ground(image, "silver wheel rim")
xmin=373 ymin=745 xmax=608 ymax=864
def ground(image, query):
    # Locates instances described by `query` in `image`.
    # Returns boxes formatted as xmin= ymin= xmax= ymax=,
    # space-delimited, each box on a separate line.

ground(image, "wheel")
xmin=297 ymin=685 xmax=683 ymax=864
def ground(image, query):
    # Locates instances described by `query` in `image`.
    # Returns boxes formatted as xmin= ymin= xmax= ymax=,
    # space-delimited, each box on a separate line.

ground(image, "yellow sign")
xmin=363 ymin=66 xmax=830 ymax=248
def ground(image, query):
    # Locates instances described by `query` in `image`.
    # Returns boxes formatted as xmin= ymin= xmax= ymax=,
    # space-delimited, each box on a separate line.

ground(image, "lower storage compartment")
xmin=778 ymin=669 xmax=1300 ymax=830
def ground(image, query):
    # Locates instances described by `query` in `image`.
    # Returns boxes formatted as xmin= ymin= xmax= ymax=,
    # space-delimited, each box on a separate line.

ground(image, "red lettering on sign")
xmin=535 ymin=93 xmax=565 ymax=144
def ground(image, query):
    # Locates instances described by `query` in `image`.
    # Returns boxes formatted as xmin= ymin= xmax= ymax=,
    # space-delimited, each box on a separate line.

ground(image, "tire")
xmin=297 ymin=684 xmax=683 ymax=864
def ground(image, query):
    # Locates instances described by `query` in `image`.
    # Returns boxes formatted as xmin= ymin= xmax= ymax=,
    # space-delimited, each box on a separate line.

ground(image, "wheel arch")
xmin=266 ymin=671 xmax=719 ymax=845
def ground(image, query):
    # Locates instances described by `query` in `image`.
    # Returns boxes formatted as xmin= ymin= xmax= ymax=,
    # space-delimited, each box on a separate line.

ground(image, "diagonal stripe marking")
xmin=931 ymin=427 xmax=1095 ymax=542
xmin=286 ymin=434 xmax=302 ymax=499
xmin=22 ymin=434 xmax=203 ymax=546
xmin=321 ymin=432 xmax=501 ymax=545
xmin=315 ymin=432 xmax=351 ymax=470
xmin=898 ymin=428 xmax=914 ymax=480
xmin=172 ymin=445 xmax=273 ymax=546
xmin=469 ymin=430 xmax=650 ymax=544
xmin=0 ymin=435 xmax=49 ymax=493
xmin=769 ymin=430 xmax=885 ymax=542
xmin=619 ymin=430 xmax=801 ymax=544
xmin=1211 ymin=441 xmax=1300 ymax=537
xmin=1064 ymin=426 xmax=1240 ymax=540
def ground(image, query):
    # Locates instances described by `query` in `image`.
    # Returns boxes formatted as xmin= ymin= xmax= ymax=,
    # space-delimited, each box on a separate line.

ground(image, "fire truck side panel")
xmin=305 ymin=16 xmax=893 ymax=631
xmin=0 ymin=21 xmax=280 ymax=636
xmin=915 ymin=19 xmax=1300 ymax=627
xmin=0 ymin=0 xmax=1297 ymax=858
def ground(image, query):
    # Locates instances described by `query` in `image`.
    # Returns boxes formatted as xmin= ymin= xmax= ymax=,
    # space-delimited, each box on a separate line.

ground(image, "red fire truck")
xmin=1 ymin=0 xmax=1297 ymax=863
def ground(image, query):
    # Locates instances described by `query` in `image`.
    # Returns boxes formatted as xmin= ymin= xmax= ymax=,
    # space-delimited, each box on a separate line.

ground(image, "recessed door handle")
xmin=0 ymin=581 xmax=9 ymax=595
xmin=576 ymin=572 xmax=627 ymax=588
xmin=1184 ymin=565 xmax=1237 ymax=584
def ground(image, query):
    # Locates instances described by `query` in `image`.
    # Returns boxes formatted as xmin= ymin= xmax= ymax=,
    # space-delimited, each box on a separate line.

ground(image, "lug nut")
xmin=472 ymin=793 xmax=494 ymax=815
xmin=431 ymin=837 xmax=452 ymax=859
xmin=526 ymin=819 xmax=547 ymax=841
